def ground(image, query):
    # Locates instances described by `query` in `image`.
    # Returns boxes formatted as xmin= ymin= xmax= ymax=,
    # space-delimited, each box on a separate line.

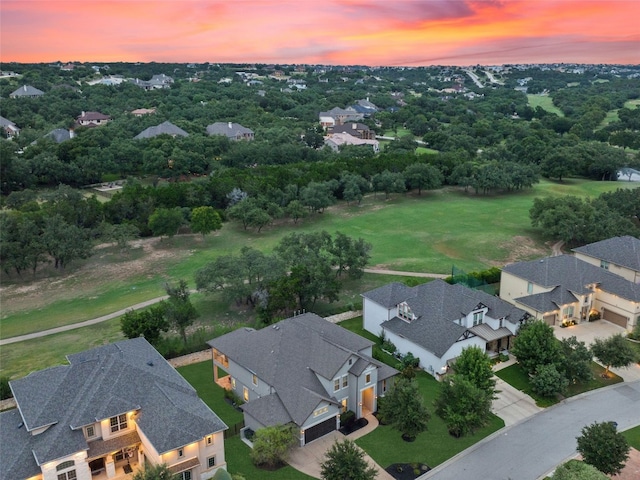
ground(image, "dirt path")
xmin=551 ymin=240 xmax=565 ymax=256
xmin=364 ymin=268 xmax=448 ymax=278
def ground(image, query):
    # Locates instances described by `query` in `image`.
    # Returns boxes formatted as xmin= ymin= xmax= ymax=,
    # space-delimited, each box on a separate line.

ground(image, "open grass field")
xmin=1 ymin=179 xmax=637 ymax=378
xmin=527 ymin=94 xmax=564 ymax=117
xmin=598 ymin=99 xmax=640 ymax=129
xmin=383 ymin=127 xmax=412 ymax=137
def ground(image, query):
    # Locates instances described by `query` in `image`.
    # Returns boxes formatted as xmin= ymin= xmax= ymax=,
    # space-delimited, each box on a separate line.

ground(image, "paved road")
xmin=422 ymin=381 xmax=640 ymax=480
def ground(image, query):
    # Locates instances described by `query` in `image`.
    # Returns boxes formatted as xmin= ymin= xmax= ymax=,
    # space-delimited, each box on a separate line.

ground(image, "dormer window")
xmin=398 ymin=303 xmax=413 ymax=322
xmin=472 ymin=311 xmax=484 ymax=326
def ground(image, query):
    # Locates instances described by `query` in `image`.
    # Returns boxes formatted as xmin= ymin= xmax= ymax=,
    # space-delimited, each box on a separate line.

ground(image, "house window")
xmin=473 ymin=312 xmax=484 ymax=326
xmin=600 ymin=260 xmax=609 ymax=270
xmin=231 ymin=377 xmax=236 ymax=389
xmin=252 ymin=374 xmax=258 ymax=386
xmin=85 ymin=425 xmax=95 ymax=438
xmin=110 ymin=414 xmax=127 ymax=433
xmin=342 ymin=375 xmax=348 ymax=388
xmin=56 ymin=461 xmax=76 ymax=480
xmin=334 ymin=379 xmax=340 ymax=392
xmin=398 ymin=303 xmax=412 ymax=321
xmin=499 ymin=318 xmax=504 ymax=328
xmin=365 ymin=373 xmax=371 ymax=384
xmin=206 ymin=435 xmax=213 ymax=445
xmin=243 ymin=386 xmax=249 ymax=402
xmin=341 ymin=398 xmax=348 ymax=413
xmin=527 ymin=282 xmax=533 ymax=294
xmin=563 ymin=306 xmax=574 ymax=319
xmin=349 ymin=358 xmax=353 ymax=365
xmin=382 ymin=379 xmax=387 ymax=393
xmin=314 ymin=406 xmax=329 ymax=417
xmin=207 ymin=456 xmax=216 ymax=468
xmin=177 ymin=472 xmax=192 ymax=480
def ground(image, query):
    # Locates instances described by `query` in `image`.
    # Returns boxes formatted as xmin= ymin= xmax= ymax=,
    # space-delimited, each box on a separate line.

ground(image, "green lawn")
xmin=623 ymin=425 xmax=640 ymax=450
xmin=356 ymin=371 xmax=504 ymax=468
xmin=495 ymin=362 xmax=623 ymax=408
xmin=527 ymin=94 xmax=564 ymax=117
xmin=383 ymin=127 xmax=412 ymax=137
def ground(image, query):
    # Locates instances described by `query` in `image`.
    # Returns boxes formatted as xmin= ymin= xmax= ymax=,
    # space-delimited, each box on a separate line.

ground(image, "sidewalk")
xmin=491 ymin=358 xmax=542 ymax=426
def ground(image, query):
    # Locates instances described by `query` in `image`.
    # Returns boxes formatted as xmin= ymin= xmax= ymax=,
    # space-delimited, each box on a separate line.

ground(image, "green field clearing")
xmin=625 ymin=99 xmax=640 ymax=110
xmin=527 ymin=94 xmax=564 ymax=117
xmin=416 ymin=146 xmax=439 ymax=155
xmin=2 ymin=179 xmax=636 ymax=344
xmin=383 ymin=127 xmax=411 ymax=137
xmin=599 ymin=99 xmax=640 ymax=128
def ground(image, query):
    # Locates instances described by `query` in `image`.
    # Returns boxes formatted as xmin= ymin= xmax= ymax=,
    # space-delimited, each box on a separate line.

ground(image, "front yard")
xmin=495 ymin=362 xmax=623 ymax=408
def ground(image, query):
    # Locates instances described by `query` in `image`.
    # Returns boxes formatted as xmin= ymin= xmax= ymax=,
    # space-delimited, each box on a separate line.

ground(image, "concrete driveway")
xmin=553 ymin=320 xmax=640 ymax=382
xmin=491 ymin=377 xmax=542 ymax=426
xmin=287 ymin=414 xmax=394 ymax=480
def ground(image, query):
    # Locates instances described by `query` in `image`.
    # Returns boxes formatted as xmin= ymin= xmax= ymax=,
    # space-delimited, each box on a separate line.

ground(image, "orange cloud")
xmin=1 ymin=1 xmax=638 ymax=65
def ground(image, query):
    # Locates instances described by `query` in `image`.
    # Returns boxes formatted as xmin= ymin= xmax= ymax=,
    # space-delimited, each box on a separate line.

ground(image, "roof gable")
xmin=573 ymin=236 xmax=640 ymax=272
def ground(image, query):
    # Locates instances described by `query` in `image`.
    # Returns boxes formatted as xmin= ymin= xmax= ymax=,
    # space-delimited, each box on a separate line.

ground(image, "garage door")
xmin=543 ymin=314 xmax=556 ymax=326
xmin=602 ymin=308 xmax=628 ymax=328
xmin=304 ymin=417 xmax=336 ymax=444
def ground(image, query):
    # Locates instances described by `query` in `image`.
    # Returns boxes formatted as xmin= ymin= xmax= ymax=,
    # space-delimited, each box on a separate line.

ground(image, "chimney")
xmin=228 ymin=122 xmax=232 ymax=129
xmin=352 ymin=123 xmax=356 ymax=129
xmin=23 ymin=85 xmax=27 ymax=91
xmin=81 ymin=111 xmax=85 ymax=117
xmin=69 ymin=129 xmax=75 ymax=139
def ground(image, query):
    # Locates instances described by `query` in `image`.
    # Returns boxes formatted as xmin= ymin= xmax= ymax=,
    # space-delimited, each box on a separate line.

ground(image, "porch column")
xmin=106 ymin=454 xmax=116 ymax=478
xmin=213 ymin=364 xmax=219 ymax=383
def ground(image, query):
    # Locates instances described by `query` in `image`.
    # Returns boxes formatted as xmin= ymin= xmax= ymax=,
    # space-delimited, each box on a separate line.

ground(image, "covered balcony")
xmin=87 ymin=431 xmax=141 ymax=479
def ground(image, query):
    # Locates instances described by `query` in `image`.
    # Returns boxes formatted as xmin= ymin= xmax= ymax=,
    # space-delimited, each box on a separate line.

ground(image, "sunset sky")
xmin=2 ymin=0 xmax=639 ymax=66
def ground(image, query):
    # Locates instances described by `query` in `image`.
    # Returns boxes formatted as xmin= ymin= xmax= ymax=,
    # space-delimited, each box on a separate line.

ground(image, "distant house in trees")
xmin=206 ymin=122 xmax=254 ymax=141
xmin=10 ymin=85 xmax=45 ymax=98
xmin=130 ymin=108 xmax=157 ymax=117
xmin=134 ymin=121 xmax=188 ymax=139
xmin=76 ymin=111 xmax=111 ymax=127
xmin=130 ymin=74 xmax=173 ymax=90
xmin=0 ymin=116 xmax=20 ymax=138
xmin=319 ymin=107 xmax=364 ymax=129
xmin=350 ymin=98 xmax=379 ymax=116
xmin=572 ymin=236 xmax=640 ymax=284
xmin=329 ymin=122 xmax=376 ymax=140
xmin=324 ymin=132 xmax=379 ymax=153
xmin=362 ymin=280 xmax=529 ymax=377
xmin=208 ymin=313 xmax=397 ymax=446
xmin=45 ymin=128 xmax=74 ymax=143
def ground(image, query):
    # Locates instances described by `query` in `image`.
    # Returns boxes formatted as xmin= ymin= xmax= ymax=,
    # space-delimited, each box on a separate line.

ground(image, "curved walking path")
xmin=422 ymin=380 xmax=640 ymax=480
xmin=0 ymin=296 xmax=169 ymax=345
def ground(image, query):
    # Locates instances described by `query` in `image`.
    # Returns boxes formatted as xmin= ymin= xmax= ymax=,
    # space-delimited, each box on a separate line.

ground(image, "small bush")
xmin=628 ymin=322 xmax=640 ymax=340
xmin=340 ymin=410 xmax=356 ymax=427
xmin=0 ymin=376 xmax=12 ymax=400
xmin=589 ymin=312 xmax=601 ymax=322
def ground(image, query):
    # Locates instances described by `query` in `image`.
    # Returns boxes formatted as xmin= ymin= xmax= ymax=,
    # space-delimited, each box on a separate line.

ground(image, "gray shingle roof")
xmin=208 ymin=313 xmax=394 ymax=427
xmin=2 ymin=338 xmax=226 ymax=479
xmin=10 ymin=85 xmax=44 ymax=97
xmin=365 ymin=280 xmax=528 ymax=358
xmin=514 ymin=286 xmax=579 ymax=313
xmin=503 ymin=254 xmax=640 ymax=302
xmin=46 ymin=128 xmax=72 ymax=143
xmin=206 ymin=122 xmax=253 ymax=138
xmin=134 ymin=121 xmax=188 ymax=139
xmin=0 ymin=115 xmax=17 ymax=128
xmin=573 ymin=236 xmax=640 ymax=272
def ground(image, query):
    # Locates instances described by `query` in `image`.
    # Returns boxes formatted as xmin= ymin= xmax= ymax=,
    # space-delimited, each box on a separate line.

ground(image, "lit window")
xmin=342 ymin=375 xmax=348 ymax=388
xmin=56 ymin=461 xmax=76 ymax=480
xmin=314 ymin=406 xmax=329 ymax=417
xmin=243 ymin=386 xmax=249 ymax=402
xmin=231 ymin=377 xmax=236 ymax=389
xmin=365 ymin=373 xmax=371 ymax=384
xmin=341 ymin=398 xmax=348 ymax=413
xmin=207 ymin=456 xmax=216 ymax=468
xmin=110 ymin=414 xmax=127 ymax=433
xmin=334 ymin=379 xmax=340 ymax=392
xmin=85 ymin=425 xmax=95 ymax=438
xmin=252 ymin=374 xmax=258 ymax=386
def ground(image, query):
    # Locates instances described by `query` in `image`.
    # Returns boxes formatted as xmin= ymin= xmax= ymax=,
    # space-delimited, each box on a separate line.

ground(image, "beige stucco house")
xmin=573 ymin=235 xmax=640 ymax=284
xmin=1 ymin=338 xmax=227 ymax=480
xmin=500 ymin=253 xmax=640 ymax=331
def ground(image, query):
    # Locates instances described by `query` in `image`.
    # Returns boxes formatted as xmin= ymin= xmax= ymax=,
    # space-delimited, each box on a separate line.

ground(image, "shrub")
xmin=340 ymin=410 xmax=356 ymax=427
xmin=628 ymin=321 xmax=640 ymax=340
xmin=250 ymin=424 xmax=297 ymax=468
xmin=0 ymin=376 xmax=12 ymax=400
xmin=589 ymin=312 xmax=601 ymax=322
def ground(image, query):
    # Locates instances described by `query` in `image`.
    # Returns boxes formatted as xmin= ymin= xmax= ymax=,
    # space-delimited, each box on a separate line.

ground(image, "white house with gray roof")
xmin=207 ymin=313 xmax=397 ymax=446
xmin=500 ymin=253 xmax=640 ymax=330
xmin=0 ymin=338 xmax=227 ymax=480
xmin=573 ymin=235 xmax=640 ymax=284
xmin=362 ymin=280 xmax=529 ymax=377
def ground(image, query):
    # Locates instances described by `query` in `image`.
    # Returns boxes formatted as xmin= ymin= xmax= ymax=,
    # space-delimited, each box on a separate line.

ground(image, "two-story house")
xmin=207 ymin=313 xmax=397 ymax=446
xmin=362 ymin=280 xmax=529 ymax=377
xmin=318 ymin=107 xmax=364 ymax=129
xmin=500 ymin=254 xmax=640 ymax=331
xmin=0 ymin=338 xmax=227 ymax=480
xmin=329 ymin=122 xmax=376 ymax=140
xmin=573 ymin=236 xmax=640 ymax=284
